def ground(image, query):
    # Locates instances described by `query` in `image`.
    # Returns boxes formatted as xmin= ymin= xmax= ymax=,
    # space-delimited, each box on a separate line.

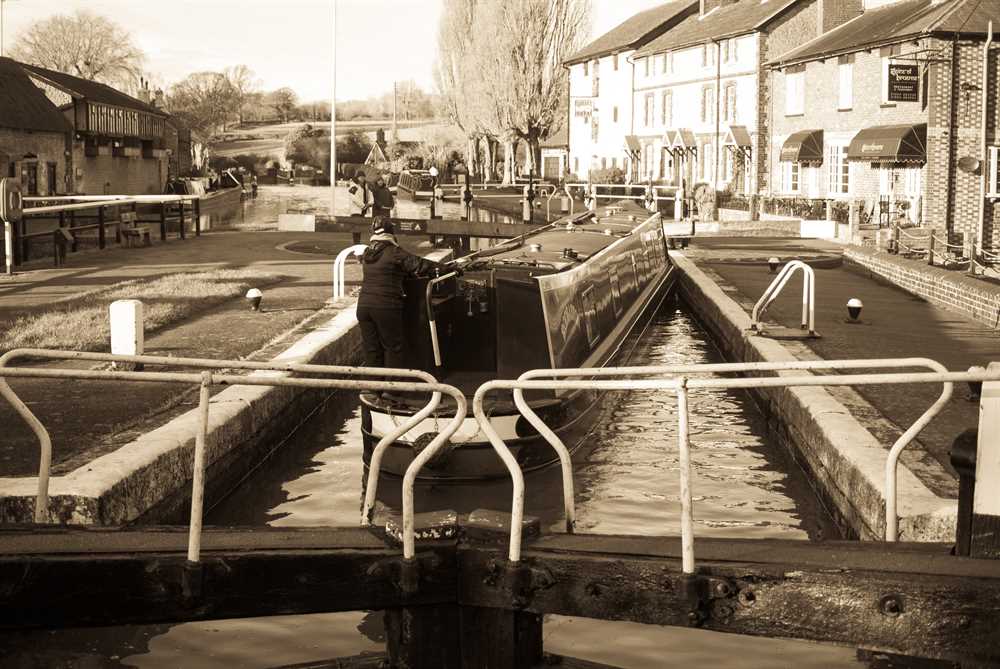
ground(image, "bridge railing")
xmin=392 ymin=360 xmax=1000 ymax=568
xmin=0 ymin=348 xmax=464 ymax=563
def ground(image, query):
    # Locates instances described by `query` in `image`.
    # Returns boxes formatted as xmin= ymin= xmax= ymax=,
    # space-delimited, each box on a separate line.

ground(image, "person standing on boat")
xmin=348 ymin=169 xmax=372 ymax=216
xmin=357 ymin=218 xmax=447 ymax=369
xmin=372 ymin=174 xmax=395 ymax=217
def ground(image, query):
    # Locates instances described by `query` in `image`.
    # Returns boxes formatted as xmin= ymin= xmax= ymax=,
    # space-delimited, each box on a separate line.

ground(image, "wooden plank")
xmin=458 ymin=542 xmax=1000 ymax=664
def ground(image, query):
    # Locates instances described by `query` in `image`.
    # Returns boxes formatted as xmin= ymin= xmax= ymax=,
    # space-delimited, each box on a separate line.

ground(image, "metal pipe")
xmin=401 ymin=387 xmax=468 ymax=560
xmin=425 ymin=271 xmax=457 ymax=367
xmin=676 ymin=380 xmax=695 ymax=574
xmin=0 ymin=377 xmax=50 ymax=523
xmin=187 ymin=371 xmax=212 ymax=562
xmin=977 ymin=21 xmax=993 ymax=248
xmin=333 ymin=243 xmax=367 ymax=299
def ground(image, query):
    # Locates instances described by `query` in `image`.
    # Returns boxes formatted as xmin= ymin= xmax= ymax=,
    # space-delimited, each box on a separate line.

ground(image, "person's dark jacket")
xmin=358 ymin=241 xmax=444 ymax=309
xmin=373 ymin=184 xmax=395 ymax=211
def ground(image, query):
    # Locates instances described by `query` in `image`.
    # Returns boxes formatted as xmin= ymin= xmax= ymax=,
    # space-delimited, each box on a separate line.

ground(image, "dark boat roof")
xmin=473 ymin=201 xmax=658 ymax=271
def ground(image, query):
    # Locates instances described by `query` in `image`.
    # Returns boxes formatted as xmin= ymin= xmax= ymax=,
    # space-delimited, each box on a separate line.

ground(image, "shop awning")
xmin=723 ymin=125 xmax=752 ymax=148
xmin=847 ymin=123 xmax=926 ymax=163
xmin=779 ymin=129 xmax=823 ymax=163
xmin=624 ymin=135 xmax=641 ymax=155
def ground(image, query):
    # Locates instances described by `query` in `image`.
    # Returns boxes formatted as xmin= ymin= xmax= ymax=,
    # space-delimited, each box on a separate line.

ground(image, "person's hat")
xmin=355 ymin=169 xmax=367 ymax=178
xmin=371 ymin=217 xmax=394 ymax=235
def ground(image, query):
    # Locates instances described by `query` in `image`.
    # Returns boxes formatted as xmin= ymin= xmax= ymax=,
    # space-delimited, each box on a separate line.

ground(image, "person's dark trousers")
xmin=357 ymin=305 xmax=407 ymax=370
xmin=373 ymin=207 xmax=392 ymax=217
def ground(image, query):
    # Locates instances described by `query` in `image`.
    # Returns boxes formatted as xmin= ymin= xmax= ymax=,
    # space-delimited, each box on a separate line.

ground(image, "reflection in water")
xmin=1 ymin=303 xmax=856 ymax=668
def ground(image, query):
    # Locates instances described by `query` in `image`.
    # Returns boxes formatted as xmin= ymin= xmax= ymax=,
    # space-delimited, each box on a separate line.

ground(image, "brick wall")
xmin=72 ymin=146 xmax=167 ymax=195
xmin=844 ymin=245 xmax=1000 ymax=328
xmin=817 ymin=0 xmax=863 ymax=33
xmin=0 ymin=128 xmax=70 ymax=195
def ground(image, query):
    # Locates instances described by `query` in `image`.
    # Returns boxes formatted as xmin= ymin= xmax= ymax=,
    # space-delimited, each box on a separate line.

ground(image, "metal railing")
xmin=751 ymin=260 xmax=815 ymax=334
xmin=446 ymin=362 xmax=998 ymax=571
xmin=425 ymin=272 xmax=458 ymax=368
xmin=0 ymin=349 xmax=462 ymax=564
xmin=332 ymin=243 xmax=368 ymax=299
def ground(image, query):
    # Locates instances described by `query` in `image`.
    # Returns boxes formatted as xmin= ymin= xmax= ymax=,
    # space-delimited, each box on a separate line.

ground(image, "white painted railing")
xmin=332 ymin=244 xmax=368 ymax=299
xmin=751 ymin=260 xmax=815 ymax=334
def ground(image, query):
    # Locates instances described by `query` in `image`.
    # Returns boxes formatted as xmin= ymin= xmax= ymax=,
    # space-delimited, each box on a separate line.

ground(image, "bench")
xmin=120 ymin=212 xmax=151 ymax=247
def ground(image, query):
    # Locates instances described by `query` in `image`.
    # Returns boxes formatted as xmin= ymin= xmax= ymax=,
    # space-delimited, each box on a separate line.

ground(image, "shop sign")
xmin=887 ymin=63 xmax=919 ymax=102
xmin=574 ymin=99 xmax=593 ymax=118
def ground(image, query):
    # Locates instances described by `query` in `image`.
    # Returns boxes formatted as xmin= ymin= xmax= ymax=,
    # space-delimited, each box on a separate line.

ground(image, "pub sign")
xmin=887 ymin=63 xmax=919 ymax=102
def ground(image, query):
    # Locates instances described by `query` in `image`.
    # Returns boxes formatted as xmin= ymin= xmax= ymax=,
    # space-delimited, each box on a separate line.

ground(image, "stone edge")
xmin=671 ymin=251 xmax=955 ymax=542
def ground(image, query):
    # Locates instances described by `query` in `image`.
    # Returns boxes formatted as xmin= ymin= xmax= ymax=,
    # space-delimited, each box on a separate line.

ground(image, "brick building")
xmin=631 ymin=0 xmax=864 ymax=195
xmin=21 ymin=64 xmax=171 ymax=195
xmin=565 ymin=1 xmax=698 ymax=181
xmin=0 ymin=57 xmax=72 ymax=196
xmin=768 ymin=0 xmax=999 ymax=246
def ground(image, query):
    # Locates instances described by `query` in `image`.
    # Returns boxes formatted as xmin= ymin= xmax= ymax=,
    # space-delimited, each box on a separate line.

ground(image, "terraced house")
xmin=565 ymin=0 xmax=699 ymax=182
xmin=629 ymin=0 xmax=864 ymax=195
xmin=768 ymin=0 xmax=999 ymax=247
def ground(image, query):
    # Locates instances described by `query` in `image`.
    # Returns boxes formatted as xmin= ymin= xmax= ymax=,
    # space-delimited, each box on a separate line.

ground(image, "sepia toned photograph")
xmin=0 ymin=0 xmax=998 ymax=667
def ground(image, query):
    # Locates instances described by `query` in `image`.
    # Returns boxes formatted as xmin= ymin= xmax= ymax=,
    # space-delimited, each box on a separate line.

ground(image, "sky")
xmin=2 ymin=0 xmax=335 ymax=101
xmin=334 ymin=0 xmax=668 ymax=100
xmin=2 ymin=0 xmax=666 ymax=103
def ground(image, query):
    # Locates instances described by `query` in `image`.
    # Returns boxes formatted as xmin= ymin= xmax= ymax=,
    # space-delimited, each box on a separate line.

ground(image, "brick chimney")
xmin=818 ymin=0 xmax=864 ymax=33
xmin=137 ymin=78 xmax=152 ymax=104
xmin=153 ymin=89 xmax=164 ymax=109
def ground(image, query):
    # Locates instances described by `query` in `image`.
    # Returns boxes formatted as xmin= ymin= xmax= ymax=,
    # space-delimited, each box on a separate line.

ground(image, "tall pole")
xmin=1 ymin=0 xmax=8 ymax=57
xmin=330 ymin=0 xmax=337 ymax=201
xmin=392 ymin=81 xmax=398 ymax=143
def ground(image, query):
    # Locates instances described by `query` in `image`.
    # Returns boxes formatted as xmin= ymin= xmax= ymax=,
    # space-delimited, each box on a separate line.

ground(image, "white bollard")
xmin=4 ymin=221 xmax=12 ymax=275
xmin=110 ymin=299 xmax=144 ymax=357
xmin=973 ymin=361 xmax=1000 ymax=557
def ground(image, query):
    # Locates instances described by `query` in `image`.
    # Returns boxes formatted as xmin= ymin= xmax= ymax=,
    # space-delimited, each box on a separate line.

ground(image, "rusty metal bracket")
xmin=368 ymin=552 xmax=443 ymax=597
xmin=478 ymin=557 xmax=555 ymax=609
xmin=683 ymin=574 xmax=741 ymax=627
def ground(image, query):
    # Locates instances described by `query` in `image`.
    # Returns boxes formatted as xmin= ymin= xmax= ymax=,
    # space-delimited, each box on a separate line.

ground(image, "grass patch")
xmin=1 ymin=268 xmax=284 ymax=352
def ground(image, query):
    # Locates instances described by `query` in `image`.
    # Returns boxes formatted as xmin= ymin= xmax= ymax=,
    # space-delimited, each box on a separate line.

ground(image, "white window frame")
xmin=701 ymin=86 xmax=714 ymax=123
xmin=613 ymin=53 xmax=619 ymax=71
xmin=701 ymin=142 xmax=713 ymax=181
xmin=583 ymin=61 xmax=588 ymax=76
xmin=613 ymin=106 xmax=619 ymax=123
xmin=838 ymin=56 xmax=853 ymax=110
xmin=781 ymin=161 xmax=800 ymax=194
xmin=904 ymin=166 xmax=921 ymax=198
xmin=644 ymin=93 xmax=654 ymax=127
xmin=645 ymin=56 xmax=651 ymax=77
xmin=723 ymin=82 xmax=737 ymax=123
xmin=662 ymin=90 xmax=672 ymax=126
xmin=785 ymin=69 xmax=804 ymax=116
xmin=826 ymin=144 xmax=851 ymax=196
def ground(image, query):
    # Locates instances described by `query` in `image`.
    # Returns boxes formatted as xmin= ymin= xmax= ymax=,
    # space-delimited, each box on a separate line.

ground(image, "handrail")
xmin=0 ymin=349 xmax=451 ymax=549
xmin=471 ymin=364 xmax=997 ymax=567
xmin=514 ymin=357 xmax=952 ymax=543
xmin=425 ymin=271 xmax=458 ymax=367
xmin=333 ymin=244 xmax=368 ymax=299
xmin=751 ymin=260 xmax=815 ymax=334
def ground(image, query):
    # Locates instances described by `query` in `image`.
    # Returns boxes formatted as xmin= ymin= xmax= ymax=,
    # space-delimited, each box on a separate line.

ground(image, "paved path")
xmin=684 ymin=237 xmax=1000 ymax=483
xmin=0 ymin=230 xmax=362 ymax=477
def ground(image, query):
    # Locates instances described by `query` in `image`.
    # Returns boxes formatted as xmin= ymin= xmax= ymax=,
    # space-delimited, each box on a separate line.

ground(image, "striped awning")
xmin=847 ymin=123 xmax=926 ymax=163
xmin=624 ymin=135 xmax=641 ymax=155
xmin=671 ymin=128 xmax=696 ymax=151
xmin=780 ymin=129 xmax=824 ymax=163
xmin=723 ymin=125 xmax=752 ymax=148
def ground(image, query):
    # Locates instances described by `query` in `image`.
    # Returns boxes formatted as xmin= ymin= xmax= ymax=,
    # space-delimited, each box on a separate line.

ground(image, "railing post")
xmin=98 ymin=206 xmax=106 ymax=249
xmin=179 ymin=201 xmax=186 ymax=240
xmin=950 ymin=428 xmax=978 ymax=556
xmin=194 ymin=198 xmax=201 ymax=236
xmin=114 ymin=206 xmax=122 ymax=245
xmin=187 ymin=371 xmax=212 ymax=564
xmin=676 ymin=378 xmax=695 ymax=575
xmin=971 ymin=362 xmax=1000 ymax=559
xmin=927 ymin=234 xmax=935 ymax=266
xmin=159 ymin=202 xmax=167 ymax=241
xmin=19 ymin=218 xmax=28 ymax=263
xmin=69 ymin=210 xmax=78 ymax=252
xmin=968 ymin=234 xmax=978 ymax=276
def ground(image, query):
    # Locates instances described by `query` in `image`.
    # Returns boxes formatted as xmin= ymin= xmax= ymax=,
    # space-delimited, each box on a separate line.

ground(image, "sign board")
xmin=574 ymin=99 xmax=593 ymax=119
xmin=887 ymin=63 xmax=919 ymax=102
xmin=0 ymin=178 xmax=23 ymax=223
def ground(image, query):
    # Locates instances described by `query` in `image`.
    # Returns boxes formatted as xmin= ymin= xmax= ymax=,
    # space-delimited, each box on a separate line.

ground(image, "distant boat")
xmin=396 ymin=170 xmax=435 ymax=201
xmin=360 ymin=200 xmax=677 ymax=481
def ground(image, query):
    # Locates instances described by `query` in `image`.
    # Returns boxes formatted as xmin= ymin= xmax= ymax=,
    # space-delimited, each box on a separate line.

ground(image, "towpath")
xmin=682 ymin=237 xmax=1000 ymax=487
xmin=0 ymin=230 xmax=363 ymax=478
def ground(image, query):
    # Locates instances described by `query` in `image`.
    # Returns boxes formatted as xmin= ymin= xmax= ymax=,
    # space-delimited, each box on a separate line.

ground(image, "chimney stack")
xmin=153 ymin=89 xmax=164 ymax=109
xmin=818 ymin=0 xmax=864 ymax=34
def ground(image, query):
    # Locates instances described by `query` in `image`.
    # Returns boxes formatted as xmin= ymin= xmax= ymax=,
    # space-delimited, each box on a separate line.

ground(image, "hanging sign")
xmin=887 ymin=63 xmax=919 ymax=102
xmin=574 ymin=99 xmax=593 ymax=119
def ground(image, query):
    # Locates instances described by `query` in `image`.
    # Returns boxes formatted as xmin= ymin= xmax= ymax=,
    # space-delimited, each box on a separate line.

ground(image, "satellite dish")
xmin=958 ymin=156 xmax=981 ymax=174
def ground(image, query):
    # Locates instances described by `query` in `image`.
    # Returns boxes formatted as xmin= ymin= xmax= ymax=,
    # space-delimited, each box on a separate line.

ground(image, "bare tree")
xmin=224 ymin=65 xmax=261 ymax=127
xmin=435 ymin=0 xmax=482 ymax=178
xmin=10 ymin=10 xmax=145 ymax=93
xmin=168 ymin=72 xmax=237 ymax=135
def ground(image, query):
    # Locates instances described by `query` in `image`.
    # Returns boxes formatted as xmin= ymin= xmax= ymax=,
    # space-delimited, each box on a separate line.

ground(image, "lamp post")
xmin=428 ymin=166 xmax=439 ymax=220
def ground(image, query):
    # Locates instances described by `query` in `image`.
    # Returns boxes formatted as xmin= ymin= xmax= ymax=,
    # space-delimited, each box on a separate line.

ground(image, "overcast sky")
xmin=3 ymin=0 xmax=666 ymax=102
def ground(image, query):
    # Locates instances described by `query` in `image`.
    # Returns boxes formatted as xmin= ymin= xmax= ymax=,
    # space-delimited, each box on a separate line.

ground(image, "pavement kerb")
xmin=0 ymin=302 xmax=363 ymax=525
xmin=670 ymin=251 xmax=956 ymax=542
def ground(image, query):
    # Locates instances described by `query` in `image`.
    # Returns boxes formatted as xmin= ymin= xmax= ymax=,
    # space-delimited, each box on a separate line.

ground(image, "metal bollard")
xmin=4 ymin=221 xmax=12 ymax=275
xmin=950 ymin=428 xmax=978 ymax=557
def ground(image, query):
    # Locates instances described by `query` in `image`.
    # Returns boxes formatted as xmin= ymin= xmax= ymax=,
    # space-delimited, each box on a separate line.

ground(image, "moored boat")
xmin=360 ymin=200 xmax=676 ymax=481
xmin=396 ymin=169 xmax=435 ymax=201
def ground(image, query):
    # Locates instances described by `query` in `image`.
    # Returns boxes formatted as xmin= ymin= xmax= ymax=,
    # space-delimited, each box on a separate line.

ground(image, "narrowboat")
xmin=359 ymin=200 xmax=676 ymax=481
xmin=396 ymin=170 xmax=435 ymax=201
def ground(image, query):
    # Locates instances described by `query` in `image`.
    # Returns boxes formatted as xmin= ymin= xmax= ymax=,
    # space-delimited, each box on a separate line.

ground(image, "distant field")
xmin=211 ymin=119 xmax=444 ymax=160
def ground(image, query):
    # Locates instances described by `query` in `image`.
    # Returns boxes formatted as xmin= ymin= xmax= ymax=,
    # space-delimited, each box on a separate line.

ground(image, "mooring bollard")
xmin=3 ymin=220 xmax=12 ymax=275
xmin=109 ymin=299 xmax=144 ymax=371
xmin=970 ymin=362 xmax=1000 ymax=559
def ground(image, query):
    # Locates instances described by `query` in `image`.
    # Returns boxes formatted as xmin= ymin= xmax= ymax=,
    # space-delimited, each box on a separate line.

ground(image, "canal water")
xmin=0 ymin=299 xmax=866 ymax=668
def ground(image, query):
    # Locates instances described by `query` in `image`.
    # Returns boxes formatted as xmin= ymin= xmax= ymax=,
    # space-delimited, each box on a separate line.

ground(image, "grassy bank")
xmin=0 ymin=268 xmax=284 ymax=352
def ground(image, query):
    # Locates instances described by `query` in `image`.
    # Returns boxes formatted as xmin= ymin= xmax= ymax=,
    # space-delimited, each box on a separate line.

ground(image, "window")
xmin=592 ymin=114 xmax=599 ymax=142
xmin=644 ymin=144 xmax=653 ymax=179
xmin=826 ymin=145 xmax=850 ymax=195
xmin=644 ymin=93 xmax=654 ymax=127
xmin=785 ymin=68 xmax=804 ymax=115
xmin=612 ymin=157 xmax=618 ymax=169
xmin=644 ymin=56 xmax=651 ymax=77
xmin=662 ymin=90 xmax=672 ymax=126
xmin=583 ymin=61 xmax=588 ymax=76
xmin=700 ymin=86 xmax=714 ymax=123
xmin=609 ymin=270 xmax=623 ymax=317
xmin=723 ymin=82 xmax=737 ymax=122
xmin=580 ymin=287 xmax=599 ymax=346
xmin=781 ymin=161 xmax=800 ymax=193
xmin=722 ymin=39 xmax=732 ymax=63
xmin=904 ymin=167 xmax=921 ymax=197
xmin=574 ymin=157 xmax=579 ymax=174
xmin=838 ymin=55 xmax=853 ymax=110
xmin=613 ymin=53 xmax=619 ymax=71
xmin=665 ymin=51 xmax=673 ymax=74
xmin=592 ymin=60 xmax=600 ymax=96
xmin=701 ymin=44 xmax=708 ymax=67
xmin=701 ymin=142 xmax=713 ymax=181
xmin=989 ymin=146 xmax=1000 ymax=196
xmin=613 ymin=106 xmax=619 ymax=123
xmin=601 ymin=157 xmax=607 ymax=169
xmin=880 ymin=45 xmax=900 ymax=103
